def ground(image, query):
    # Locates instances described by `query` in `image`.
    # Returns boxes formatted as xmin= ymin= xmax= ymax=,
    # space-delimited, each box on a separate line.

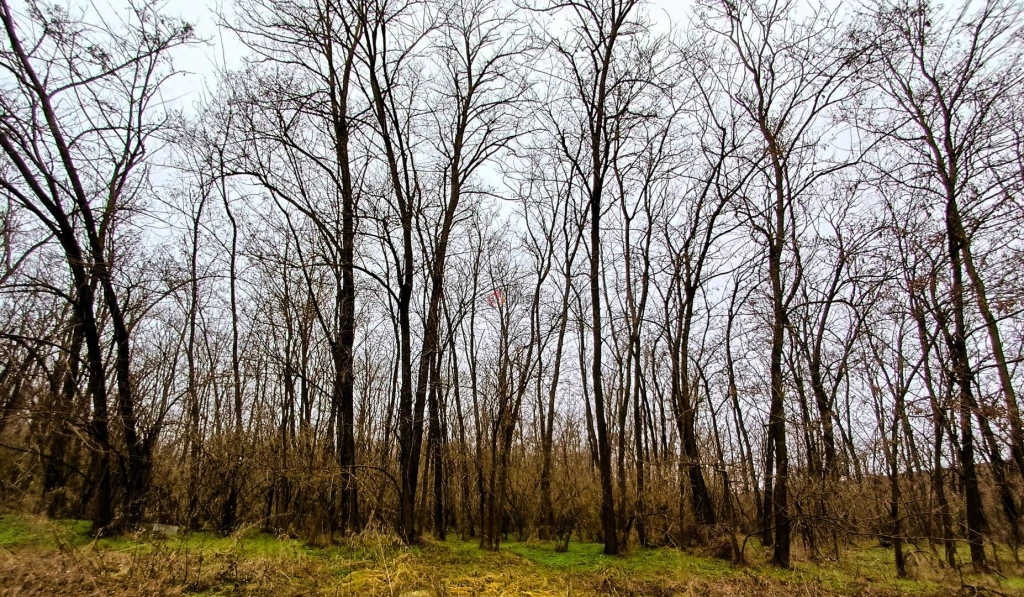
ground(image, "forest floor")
xmin=1 ymin=514 xmax=1022 ymax=596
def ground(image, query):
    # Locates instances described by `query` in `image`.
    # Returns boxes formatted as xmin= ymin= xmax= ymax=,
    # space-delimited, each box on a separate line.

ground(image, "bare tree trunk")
xmin=945 ymin=199 xmax=987 ymax=566
xmin=961 ymin=242 xmax=1024 ymax=478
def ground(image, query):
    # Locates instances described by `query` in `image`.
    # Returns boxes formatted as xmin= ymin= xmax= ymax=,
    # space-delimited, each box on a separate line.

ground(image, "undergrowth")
xmin=0 ymin=514 xmax=1021 ymax=596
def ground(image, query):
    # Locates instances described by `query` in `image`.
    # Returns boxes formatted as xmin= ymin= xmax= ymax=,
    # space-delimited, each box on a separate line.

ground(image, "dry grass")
xmin=1 ymin=515 xmax=1021 ymax=596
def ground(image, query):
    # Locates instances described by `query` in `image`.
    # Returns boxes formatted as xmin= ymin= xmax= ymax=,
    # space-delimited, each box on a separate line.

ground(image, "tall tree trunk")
xmin=945 ymin=198 xmax=987 ymax=566
xmin=590 ymin=178 xmax=617 ymax=555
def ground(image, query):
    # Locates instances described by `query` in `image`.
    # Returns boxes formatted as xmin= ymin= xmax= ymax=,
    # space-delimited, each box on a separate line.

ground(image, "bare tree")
xmin=701 ymin=0 xmax=861 ymax=566
xmin=856 ymin=0 xmax=1024 ymax=564
xmin=0 ymin=0 xmax=193 ymax=529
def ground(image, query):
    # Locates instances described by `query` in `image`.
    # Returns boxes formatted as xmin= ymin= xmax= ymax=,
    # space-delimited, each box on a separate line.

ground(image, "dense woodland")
xmin=1 ymin=0 xmax=1023 ymax=577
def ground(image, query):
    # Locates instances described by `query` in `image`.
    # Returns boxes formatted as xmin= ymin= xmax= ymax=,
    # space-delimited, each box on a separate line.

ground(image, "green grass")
xmin=2 ymin=513 xmax=1023 ymax=595
xmin=0 ymin=513 xmax=316 ymax=558
xmin=0 ymin=514 xmax=92 ymax=548
xmin=1006 ymin=577 xmax=1024 ymax=590
xmin=503 ymin=539 xmax=734 ymax=577
xmin=505 ymin=540 xmax=613 ymax=570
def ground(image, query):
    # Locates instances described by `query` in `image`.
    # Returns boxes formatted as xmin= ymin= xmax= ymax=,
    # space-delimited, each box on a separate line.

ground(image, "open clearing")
xmin=1 ymin=515 xmax=1022 ymax=596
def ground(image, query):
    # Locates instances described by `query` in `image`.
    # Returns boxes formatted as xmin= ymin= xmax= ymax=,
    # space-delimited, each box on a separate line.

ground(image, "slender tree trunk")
xmin=768 ymin=167 xmax=790 ymax=568
xmin=945 ymin=198 xmax=987 ymax=566
xmin=590 ymin=180 xmax=617 ymax=555
xmin=429 ymin=349 xmax=445 ymax=539
xmin=960 ymin=242 xmax=1024 ymax=478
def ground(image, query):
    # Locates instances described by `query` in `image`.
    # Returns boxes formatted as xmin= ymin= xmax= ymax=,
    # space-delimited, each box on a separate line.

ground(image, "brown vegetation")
xmin=1 ymin=0 xmax=1023 ymax=588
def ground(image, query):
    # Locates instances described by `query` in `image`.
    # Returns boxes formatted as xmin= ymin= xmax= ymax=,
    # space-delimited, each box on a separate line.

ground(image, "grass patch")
xmin=0 ymin=514 xmax=92 ymax=549
xmin=505 ymin=540 xmax=614 ymax=570
xmin=504 ymin=539 xmax=735 ymax=578
xmin=1005 ymin=577 xmax=1024 ymax=590
xmin=1 ymin=514 xmax=1022 ymax=595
